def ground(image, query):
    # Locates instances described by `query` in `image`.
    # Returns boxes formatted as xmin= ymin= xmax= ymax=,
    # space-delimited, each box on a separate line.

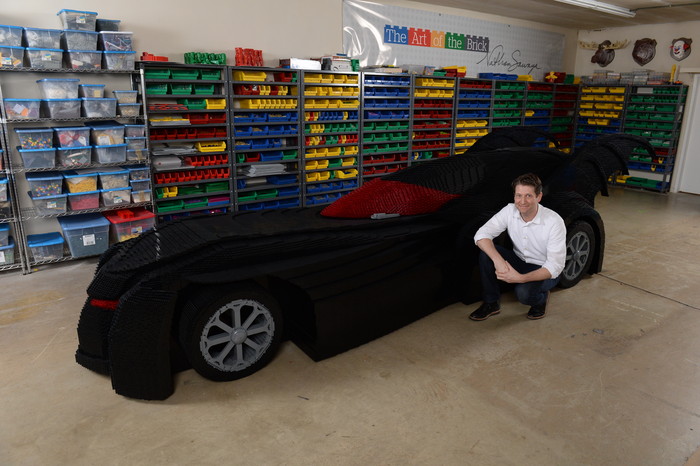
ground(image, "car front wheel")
xmin=178 ymin=285 xmax=283 ymax=382
xmin=559 ymin=220 xmax=595 ymax=289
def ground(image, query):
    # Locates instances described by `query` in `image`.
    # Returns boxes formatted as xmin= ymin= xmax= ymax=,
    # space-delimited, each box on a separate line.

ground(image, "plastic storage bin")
xmin=93 ymin=143 xmax=126 ymax=163
xmin=131 ymin=189 xmax=151 ymax=203
xmin=29 ymin=192 xmax=67 ymax=215
xmin=41 ymin=99 xmax=81 ymax=118
xmin=118 ymin=103 xmax=140 ymax=116
xmin=103 ymin=207 xmax=155 ymax=242
xmin=100 ymin=187 xmax=132 ymax=207
xmin=0 ymin=25 xmax=23 ymax=46
xmin=68 ymin=190 xmax=99 ymax=210
xmin=98 ymin=167 xmax=129 ymax=189
xmin=61 ymin=30 xmax=98 ymax=50
xmin=63 ymin=170 xmax=98 ymax=193
xmin=81 ymin=98 xmax=117 ymax=117
xmin=90 ymin=124 xmax=124 ymax=145
xmin=79 ymin=84 xmax=105 ymax=98
xmin=27 ymin=232 xmax=64 ymax=261
xmin=0 ymin=237 xmax=14 ymax=265
xmin=18 ymin=147 xmax=56 ymax=169
xmin=113 ymin=90 xmax=138 ymax=103
xmin=130 ymin=179 xmax=149 ymax=191
xmin=57 ymin=10 xmax=98 ymax=32
xmin=26 ymin=172 xmax=62 ymax=196
xmin=0 ymin=45 xmax=24 ymax=67
xmin=96 ymin=19 xmax=121 ymax=32
xmin=124 ymin=124 xmax=145 ymax=137
xmin=4 ymin=98 xmax=40 ymax=119
xmin=98 ymin=31 xmax=132 ymax=51
xmin=102 ymin=50 xmax=135 ymax=70
xmin=0 ymin=223 xmax=8 ymax=246
xmin=0 ymin=178 xmax=7 ymax=202
xmin=123 ymin=164 xmax=149 ymax=180
xmin=65 ymin=49 xmax=101 ymax=69
xmin=126 ymin=148 xmax=146 ymax=162
xmin=54 ymin=126 xmax=91 ymax=147
xmin=36 ymin=78 xmax=80 ymax=99
xmin=125 ymin=137 xmax=146 ymax=150
xmin=23 ymin=27 xmax=61 ymax=48
xmin=57 ymin=146 xmax=92 ymax=167
xmin=25 ymin=47 xmax=63 ymax=69
xmin=58 ymin=213 xmax=110 ymax=259
xmin=15 ymin=128 xmax=54 ymax=149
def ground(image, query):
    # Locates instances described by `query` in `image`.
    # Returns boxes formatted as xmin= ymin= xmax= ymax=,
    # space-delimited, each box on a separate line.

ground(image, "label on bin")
xmin=78 ymin=15 xmax=86 ymax=24
xmin=130 ymin=226 xmax=143 ymax=235
xmin=82 ymin=234 xmax=95 ymax=246
xmin=47 ymin=201 xmax=57 ymax=209
xmin=42 ymin=53 xmax=53 ymax=61
xmin=97 ymin=135 xmax=112 ymax=145
xmin=113 ymin=195 xmax=125 ymax=204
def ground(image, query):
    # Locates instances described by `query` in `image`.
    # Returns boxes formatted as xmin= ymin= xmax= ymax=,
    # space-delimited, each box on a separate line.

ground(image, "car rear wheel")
xmin=559 ymin=220 xmax=595 ymax=289
xmin=178 ymin=285 xmax=283 ymax=382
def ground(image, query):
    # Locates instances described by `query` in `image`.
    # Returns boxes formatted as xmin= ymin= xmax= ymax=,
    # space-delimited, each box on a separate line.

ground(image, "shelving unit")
xmin=575 ymin=83 xmax=688 ymax=193
xmin=551 ymin=84 xmax=579 ymax=152
xmin=0 ymin=118 xmax=27 ymax=273
xmin=0 ymin=66 xmax=150 ymax=272
xmin=300 ymin=70 xmax=361 ymax=207
xmin=140 ymin=62 xmax=230 ymax=221
xmin=229 ymin=66 xmax=302 ymax=211
xmin=575 ymin=85 xmax=627 ymax=148
xmin=492 ymin=80 xmax=526 ymax=130
xmin=411 ymin=75 xmax=455 ymax=163
xmin=361 ymin=72 xmax=411 ymax=180
xmin=621 ymin=85 xmax=688 ymax=192
xmin=454 ymin=78 xmax=492 ymax=155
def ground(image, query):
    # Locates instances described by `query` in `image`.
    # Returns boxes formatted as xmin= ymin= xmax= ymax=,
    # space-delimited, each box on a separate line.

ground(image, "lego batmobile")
xmin=75 ymin=128 xmax=652 ymax=400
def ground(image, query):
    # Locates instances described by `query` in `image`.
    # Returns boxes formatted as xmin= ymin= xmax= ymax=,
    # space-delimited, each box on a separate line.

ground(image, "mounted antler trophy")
xmin=580 ymin=40 xmax=629 ymax=67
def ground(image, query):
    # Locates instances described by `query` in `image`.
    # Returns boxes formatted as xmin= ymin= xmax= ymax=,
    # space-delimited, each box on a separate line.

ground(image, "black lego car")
xmin=75 ymin=128 xmax=652 ymax=400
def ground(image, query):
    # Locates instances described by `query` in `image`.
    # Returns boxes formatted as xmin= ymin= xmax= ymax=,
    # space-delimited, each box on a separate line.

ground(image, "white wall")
xmin=2 ymin=0 xmax=577 ymax=73
xmin=576 ymin=22 xmax=700 ymax=82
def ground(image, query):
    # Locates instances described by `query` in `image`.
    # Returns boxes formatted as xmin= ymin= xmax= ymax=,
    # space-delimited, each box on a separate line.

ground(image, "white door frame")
xmin=673 ymin=68 xmax=700 ymax=194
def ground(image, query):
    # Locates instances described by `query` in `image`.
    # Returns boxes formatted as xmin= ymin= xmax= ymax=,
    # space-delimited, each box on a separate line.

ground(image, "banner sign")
xmin=343 ymin=0 xmax=564 ymax=79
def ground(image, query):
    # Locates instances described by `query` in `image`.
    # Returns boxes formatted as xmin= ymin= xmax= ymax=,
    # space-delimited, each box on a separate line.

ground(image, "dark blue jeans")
xmin=479 ymin=245 xmax=560 ymax=307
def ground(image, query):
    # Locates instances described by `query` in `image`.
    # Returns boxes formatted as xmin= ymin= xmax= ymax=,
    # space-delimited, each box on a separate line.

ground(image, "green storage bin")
xmin=168 ymin=83 xmax=193 ymax=95
xmin=193 ymin=84 xmax=215 ymax=95
xmin=205 ymin=181 xmax=228 ymax=192
xmin=238 ymin=191 xmax=257 ymax=201
xmin=184 ymin=199 xmax=208 ymax=209
xmin=282 ymin=150 xmax=297 ymax=160
xmin=145 ymin=83 xmax=168 ymax=95
xmin=177 ymin=98 xmax=206 ymax=109
xmin=199 ymin=69 xmax=221 ymax=80
xmin=158 ymin=200 xmax=184 ymax=212
xmin=256 ymin=189 xmax=278 ymax=199
xmin=170 ymin=69 xmax=199 ymax=80
xmin=144 ymin=69 xmax=171 ymax=79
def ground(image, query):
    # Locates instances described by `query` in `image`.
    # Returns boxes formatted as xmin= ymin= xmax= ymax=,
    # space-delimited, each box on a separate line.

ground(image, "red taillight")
xmin=90 ymin=298 xmax=119 ymax=310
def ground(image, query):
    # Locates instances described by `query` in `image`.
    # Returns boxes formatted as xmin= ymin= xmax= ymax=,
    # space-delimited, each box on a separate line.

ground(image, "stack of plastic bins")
xmin=103 ymin=207 xmax=155 ymax=243
xmin=57 ymin=213 xmax=110 ymax=258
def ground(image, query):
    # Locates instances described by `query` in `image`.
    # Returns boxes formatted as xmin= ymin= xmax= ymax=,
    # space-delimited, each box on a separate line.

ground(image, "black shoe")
xmin=527 ymin=291 xmax=550 ymax=320
xmin=469 ymin=301 xmax=500 ymax=321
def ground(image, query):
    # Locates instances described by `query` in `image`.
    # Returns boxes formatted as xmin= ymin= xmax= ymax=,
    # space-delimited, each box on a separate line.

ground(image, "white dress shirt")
xmin=474 ymin=203 xmax=567 ymax=279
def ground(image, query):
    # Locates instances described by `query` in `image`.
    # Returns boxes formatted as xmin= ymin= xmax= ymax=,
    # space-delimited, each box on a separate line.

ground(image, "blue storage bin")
xmin=29 ymin=192 xmax=68 ymax=215
xmin=27 ymin=232 xmax=64 ymax=261
xmin=0 ymin=236 xmax=14 ymax=265
xmin=57 ymin=213 xmax=110 ymax=258
xmin=0 ymin=223 xmax=9 ymax=246
xmin=23 ymin=27 xmax=61 ymax=48
xmin=26 ymin=172 xmax=62 ymax=196
xmin=0 ymin=24 xmax=23 ymax=47
xmin=15 ymin=128 xmax=54 ymax=149
xmin=0 ymin=177 xmax=7 ymax=202
xmin=266 ymin=174 xmax=297 ymax=185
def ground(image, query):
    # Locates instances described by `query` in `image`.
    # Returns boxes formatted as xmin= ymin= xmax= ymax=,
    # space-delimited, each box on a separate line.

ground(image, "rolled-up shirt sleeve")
xmin=541 ymin=214 xmax=566 ymax=279
xmin=474 ymin=205 xmax=510 ymax=244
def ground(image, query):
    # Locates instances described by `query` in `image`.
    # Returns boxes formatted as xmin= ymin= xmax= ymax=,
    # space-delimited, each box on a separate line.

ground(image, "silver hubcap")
xmin=200 ymin=299 xmax=275 ymax=372
xmin=564 ymin=231 xmax=590 ymax=280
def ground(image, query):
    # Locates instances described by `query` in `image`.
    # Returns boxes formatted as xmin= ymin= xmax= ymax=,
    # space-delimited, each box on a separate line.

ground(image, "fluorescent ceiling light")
xmin=554 ymin=0 xmax=637 ymax=17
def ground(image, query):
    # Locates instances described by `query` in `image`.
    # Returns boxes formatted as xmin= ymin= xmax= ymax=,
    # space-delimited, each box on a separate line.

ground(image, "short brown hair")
xmin=512 ymin=173 xmax=542 ymax=195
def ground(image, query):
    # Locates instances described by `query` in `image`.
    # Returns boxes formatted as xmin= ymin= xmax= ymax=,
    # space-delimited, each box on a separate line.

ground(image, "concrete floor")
xmin=2 ymin=186 xmax=700 ymax=465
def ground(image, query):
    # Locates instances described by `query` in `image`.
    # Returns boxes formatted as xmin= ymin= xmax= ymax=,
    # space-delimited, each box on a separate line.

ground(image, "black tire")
xmin=559 ymin=220 xmax=596 ymax=289
xmin=178 ymin=284 xmax=283 ymax=382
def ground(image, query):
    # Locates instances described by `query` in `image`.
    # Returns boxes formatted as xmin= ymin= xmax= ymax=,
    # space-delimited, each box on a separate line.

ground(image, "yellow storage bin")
xmin=317 ymin=159 xmax=329 ymax=169
xmin=335 ymin=169 xmax=358 ymax=179
xmin=306 ymin=172 xmax=320 ymax=182
xmin=580 ymin=103 xmax=593 ymax=108
xmin=327 ymin=87 xmax=343 ymax=96
xmin=305 ymin=160 xmax=319 ymax=170
xmin=338 ymin=100 xmax=359 ymax=108
xmin=259 ymin=85 xmax=271 ymax=96
xmin=414 ymin=88 xmax=429 ymax=97
xmin=305 ymin=111 xmax=319 ymax=121
xmin=321 ymin=74 xmax=333 ymax=83
xmin=304 ymin=73 xmax=322 ymax=83
xmin=238 ymin=99 xmax=260 ymax=109
xmin=195 ymin=141 xmax=226 ymax=152
xmin=233 ymin=70 xmax=266 ymax=82
xmin=343 ymin=146 xmax=358 ymax=155
xmin=341 ymin=157 xmax=356 ymax=166
xmin=608 ymin=87 xmax=625 ymax=93
xmin=345 ymin=75 xmax=359 ymax=84
xmin=332 ymin=74 xmax=346 ymax=83
xmin=317 ymin=171 xmax=331 ymax=181
xmin=205 ymin=98 xmax=226 ymax=109
xmin=327 ymin=146 xmax=341 ymax=156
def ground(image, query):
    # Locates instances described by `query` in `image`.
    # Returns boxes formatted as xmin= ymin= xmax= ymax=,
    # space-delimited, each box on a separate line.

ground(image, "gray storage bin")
xmin=23 ymin=27 xmax=61 ymax=48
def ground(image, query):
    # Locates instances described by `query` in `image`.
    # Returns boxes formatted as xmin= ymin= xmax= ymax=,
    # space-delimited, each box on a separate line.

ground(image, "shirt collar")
xmin=512 ymin=203 xmax=543 ymax=224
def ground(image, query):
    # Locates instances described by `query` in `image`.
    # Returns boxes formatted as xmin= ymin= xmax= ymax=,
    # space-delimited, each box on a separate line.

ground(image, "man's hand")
xmin=495 ymin=261 xmax=524 ymax=283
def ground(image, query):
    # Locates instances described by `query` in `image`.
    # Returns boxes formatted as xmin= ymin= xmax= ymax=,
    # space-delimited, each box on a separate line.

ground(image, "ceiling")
xmin=412 ymin=0 xmax=700 ymax=29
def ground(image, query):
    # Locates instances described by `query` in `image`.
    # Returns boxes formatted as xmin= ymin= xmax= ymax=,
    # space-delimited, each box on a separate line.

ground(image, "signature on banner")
xmin=477 ymin=44 xmax=542 ymax=75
